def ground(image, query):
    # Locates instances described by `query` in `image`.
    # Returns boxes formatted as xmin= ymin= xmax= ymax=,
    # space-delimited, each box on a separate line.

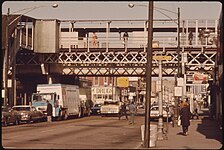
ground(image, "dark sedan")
xmin=2 ymin=106 xmax=20 ymax=126
xmin=12 ymin=105 xmax=44 ymax=123
xmin=90 ymin=103 xmax=102 ymax=115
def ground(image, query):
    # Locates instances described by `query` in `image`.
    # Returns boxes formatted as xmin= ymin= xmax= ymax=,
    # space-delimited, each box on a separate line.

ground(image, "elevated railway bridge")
xmin=2 ymin=15 xmax=218 ymax=105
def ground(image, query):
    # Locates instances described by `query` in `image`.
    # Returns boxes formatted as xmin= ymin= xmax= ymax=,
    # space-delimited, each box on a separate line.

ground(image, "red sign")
xmin=193 ymin=72 xmax=208 ymax=84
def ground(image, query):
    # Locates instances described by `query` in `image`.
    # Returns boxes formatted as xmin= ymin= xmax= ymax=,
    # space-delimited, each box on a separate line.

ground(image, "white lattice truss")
xmin=16 ymin=49 xmax=216 ymax=77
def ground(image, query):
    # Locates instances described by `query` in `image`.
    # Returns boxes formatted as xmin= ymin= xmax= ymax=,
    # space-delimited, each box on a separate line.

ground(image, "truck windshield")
xmin=104 ymin=101 xmax=119 ymax=105
xmin=32 ymin=93 xmax=53 ymax=102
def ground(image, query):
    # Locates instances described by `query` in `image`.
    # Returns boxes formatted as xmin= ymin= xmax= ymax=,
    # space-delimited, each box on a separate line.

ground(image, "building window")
xmin=94 ymin=77 xmax=99 ymax=86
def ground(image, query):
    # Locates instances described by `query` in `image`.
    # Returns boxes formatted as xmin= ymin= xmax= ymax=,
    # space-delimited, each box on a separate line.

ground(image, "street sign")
xmin=153 ymin=56 xmax=172 ymax=60
xmin=117 ymin=77 xmax=129 ymax=88
xmin=174 ymin=86 xmax=182 ymax=97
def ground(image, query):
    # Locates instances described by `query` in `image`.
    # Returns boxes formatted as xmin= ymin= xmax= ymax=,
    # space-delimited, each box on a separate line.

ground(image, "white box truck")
xmin=31 ymin=84 xmax=82 ymax=120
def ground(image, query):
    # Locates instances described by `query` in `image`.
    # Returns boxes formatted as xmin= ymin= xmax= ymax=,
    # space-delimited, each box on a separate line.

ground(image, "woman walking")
xmin=179 ymin=100 xmax=191 ymax=136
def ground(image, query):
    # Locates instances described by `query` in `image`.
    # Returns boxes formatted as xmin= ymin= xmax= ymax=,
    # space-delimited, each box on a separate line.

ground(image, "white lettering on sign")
xmin=92 ymin=87 xmax=112 ymax=94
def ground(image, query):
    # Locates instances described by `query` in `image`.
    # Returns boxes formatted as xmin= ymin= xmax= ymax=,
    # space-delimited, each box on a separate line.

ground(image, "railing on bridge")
xmin=15 ymin=18 xmax=218 ymax=52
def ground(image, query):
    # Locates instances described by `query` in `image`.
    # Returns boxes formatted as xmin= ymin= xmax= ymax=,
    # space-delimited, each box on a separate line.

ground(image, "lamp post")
xmin=3 ymin=3 xmax=58 ymax=106
xmin=129 ymin=1 xmax=153 ymax=148
xmin=128 ymin=2 xmax=181 ymax=146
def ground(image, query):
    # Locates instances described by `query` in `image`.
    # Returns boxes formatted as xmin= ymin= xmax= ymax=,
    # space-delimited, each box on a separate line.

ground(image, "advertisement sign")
xmin=193 ymin=72 xmax=208 ymax=84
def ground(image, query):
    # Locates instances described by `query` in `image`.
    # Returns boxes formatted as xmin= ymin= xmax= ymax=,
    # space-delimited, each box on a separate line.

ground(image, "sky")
xmin=1 ymin=1 xmax=222 ymax=20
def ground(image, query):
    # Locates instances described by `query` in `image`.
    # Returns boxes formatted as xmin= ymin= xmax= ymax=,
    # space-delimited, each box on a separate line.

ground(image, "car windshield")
xmin=94 ymin=104 xmax=101 ymax=107
xmin=13 ymin=107 xmax=30 ymax=111
xmin=151 ymin=106 xmax=167 ymax=111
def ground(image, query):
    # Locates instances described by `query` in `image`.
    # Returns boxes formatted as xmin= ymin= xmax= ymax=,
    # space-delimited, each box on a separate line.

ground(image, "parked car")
xmin=90 ymin=103 xmax=102 ymax=115
xmin=150 ymin=105 xmax=174 ymax=121
xmin=100 ymin=100 xmax=121 ymax=117
xmin=12 ymin=105 xmax=44 ymax=123
xmin=2 ymin=106 xmax=20 ymax=126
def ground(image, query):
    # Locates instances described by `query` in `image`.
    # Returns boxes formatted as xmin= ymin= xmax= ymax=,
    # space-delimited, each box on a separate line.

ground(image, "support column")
xmin=24 ymin=93 xmax=27 ymax=105
xmin=25 ymin=18 xmax=28 ymax=48
xmin=3 ymin=8 xmax=10 ymax=106
xmin=12 ymin=28 xmax=17 ymax=106
xmin=144 ymin=21 xmax=147 ymax=52
xmin=185 ymin=20 xmax=188 ymax=45
xmin=106 ymin=21 xmax=110 ymax=52
xmin=195 ymin=20 xmax=198 ymax=46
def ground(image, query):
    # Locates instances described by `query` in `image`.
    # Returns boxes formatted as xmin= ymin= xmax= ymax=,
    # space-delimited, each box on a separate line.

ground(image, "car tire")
xmin=3 ymin=120 xmax=8 ymax=127
xmin=28 ymin=117 xmax=32 ymax=124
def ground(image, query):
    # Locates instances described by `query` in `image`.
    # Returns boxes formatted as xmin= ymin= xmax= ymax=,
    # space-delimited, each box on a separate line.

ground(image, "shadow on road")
xmin=196 ymin=109 xmax=223 ymax=144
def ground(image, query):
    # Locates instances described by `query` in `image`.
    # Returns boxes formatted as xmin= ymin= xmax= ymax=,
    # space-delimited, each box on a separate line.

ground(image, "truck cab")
xmin=31 ymin=92 xmax=60 ymax=117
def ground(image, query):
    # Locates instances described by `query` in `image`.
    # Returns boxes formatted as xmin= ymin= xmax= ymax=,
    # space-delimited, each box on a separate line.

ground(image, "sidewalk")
xmin=153 ymin=108 xmax=223 ymax=149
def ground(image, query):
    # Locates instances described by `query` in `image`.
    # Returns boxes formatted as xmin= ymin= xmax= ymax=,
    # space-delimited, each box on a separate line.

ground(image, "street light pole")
xmin=144 ymin=1 xmax=153 ymax=148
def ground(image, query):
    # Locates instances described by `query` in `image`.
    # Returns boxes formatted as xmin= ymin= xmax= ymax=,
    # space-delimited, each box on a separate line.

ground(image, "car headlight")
xmin=22 ymin=113 xmax=29 ymax=117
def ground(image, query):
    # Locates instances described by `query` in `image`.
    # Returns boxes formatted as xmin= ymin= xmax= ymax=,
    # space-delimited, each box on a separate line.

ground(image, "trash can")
xmin=141 ymin=124 xmax=158 ymax=147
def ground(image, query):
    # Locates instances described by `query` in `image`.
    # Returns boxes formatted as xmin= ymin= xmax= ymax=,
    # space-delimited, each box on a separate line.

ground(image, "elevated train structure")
xmin=2 ymin=15 xmax=219 ymax=112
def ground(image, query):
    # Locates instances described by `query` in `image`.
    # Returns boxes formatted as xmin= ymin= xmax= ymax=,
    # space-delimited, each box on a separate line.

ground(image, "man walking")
xmin=119 ymin=102 xmax=128 ymax=120
xmin=192 ymin=98 xmax=199 ymax=119
xmin=128 ymin=101 xmax=136 ymax=125
xmin=46 ymin=100 xmax=53 ymax=122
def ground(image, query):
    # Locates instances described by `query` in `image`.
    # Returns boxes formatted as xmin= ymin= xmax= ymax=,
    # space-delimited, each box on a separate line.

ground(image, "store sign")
xmin=92 ymin=87 xmax=112 ymax=95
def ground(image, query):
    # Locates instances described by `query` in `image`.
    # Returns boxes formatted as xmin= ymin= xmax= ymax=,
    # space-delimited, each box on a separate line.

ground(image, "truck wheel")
xmin=58 ymin=110 xmax=63 ymax=121
xmin=78 ymin=109 xmax=82 ymax=118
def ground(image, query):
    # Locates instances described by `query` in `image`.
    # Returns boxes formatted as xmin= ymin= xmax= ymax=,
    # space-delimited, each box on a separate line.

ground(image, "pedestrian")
xmin=128 ymin=101 xmax=136 ymax=125
xmin=123 ymin=31 xmax=129 ymax=49
xmin=46 ymin=100 xmax=53 ymax=122
xmin=198 ymin=29 xmax=204 ymax=45
xmin=179 ymin=100 xmax=191 ymax=136
xmin=188 ymin=31 xmax=193 ymax=45
xmin=119 ymin=102 xmax=128 ymax=120
xmin=192 ymin=98 xmax=199 ymax=119
xmin=92 ymin=32 xmax=98 ymax=47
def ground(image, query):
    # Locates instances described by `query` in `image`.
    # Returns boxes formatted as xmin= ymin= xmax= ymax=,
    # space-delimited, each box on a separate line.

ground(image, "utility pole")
xmin=144 ymin=1 xmax=153 ymax=148
xmin=174 ymin=7 xmax=181 ymax=126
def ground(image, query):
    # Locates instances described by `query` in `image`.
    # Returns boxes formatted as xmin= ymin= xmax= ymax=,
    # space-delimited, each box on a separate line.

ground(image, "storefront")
xmin=91 ymin=86 xmax=120 ymax=104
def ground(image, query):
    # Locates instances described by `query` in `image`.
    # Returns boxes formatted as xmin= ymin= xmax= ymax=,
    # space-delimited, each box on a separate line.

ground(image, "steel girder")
xmin=16 ymin=48 xmax=216 ymax=77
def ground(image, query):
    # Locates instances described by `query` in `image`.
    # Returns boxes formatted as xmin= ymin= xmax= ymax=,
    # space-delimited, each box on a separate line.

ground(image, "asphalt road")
xmin=2 ymin=110 xmax=148 ymax=149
